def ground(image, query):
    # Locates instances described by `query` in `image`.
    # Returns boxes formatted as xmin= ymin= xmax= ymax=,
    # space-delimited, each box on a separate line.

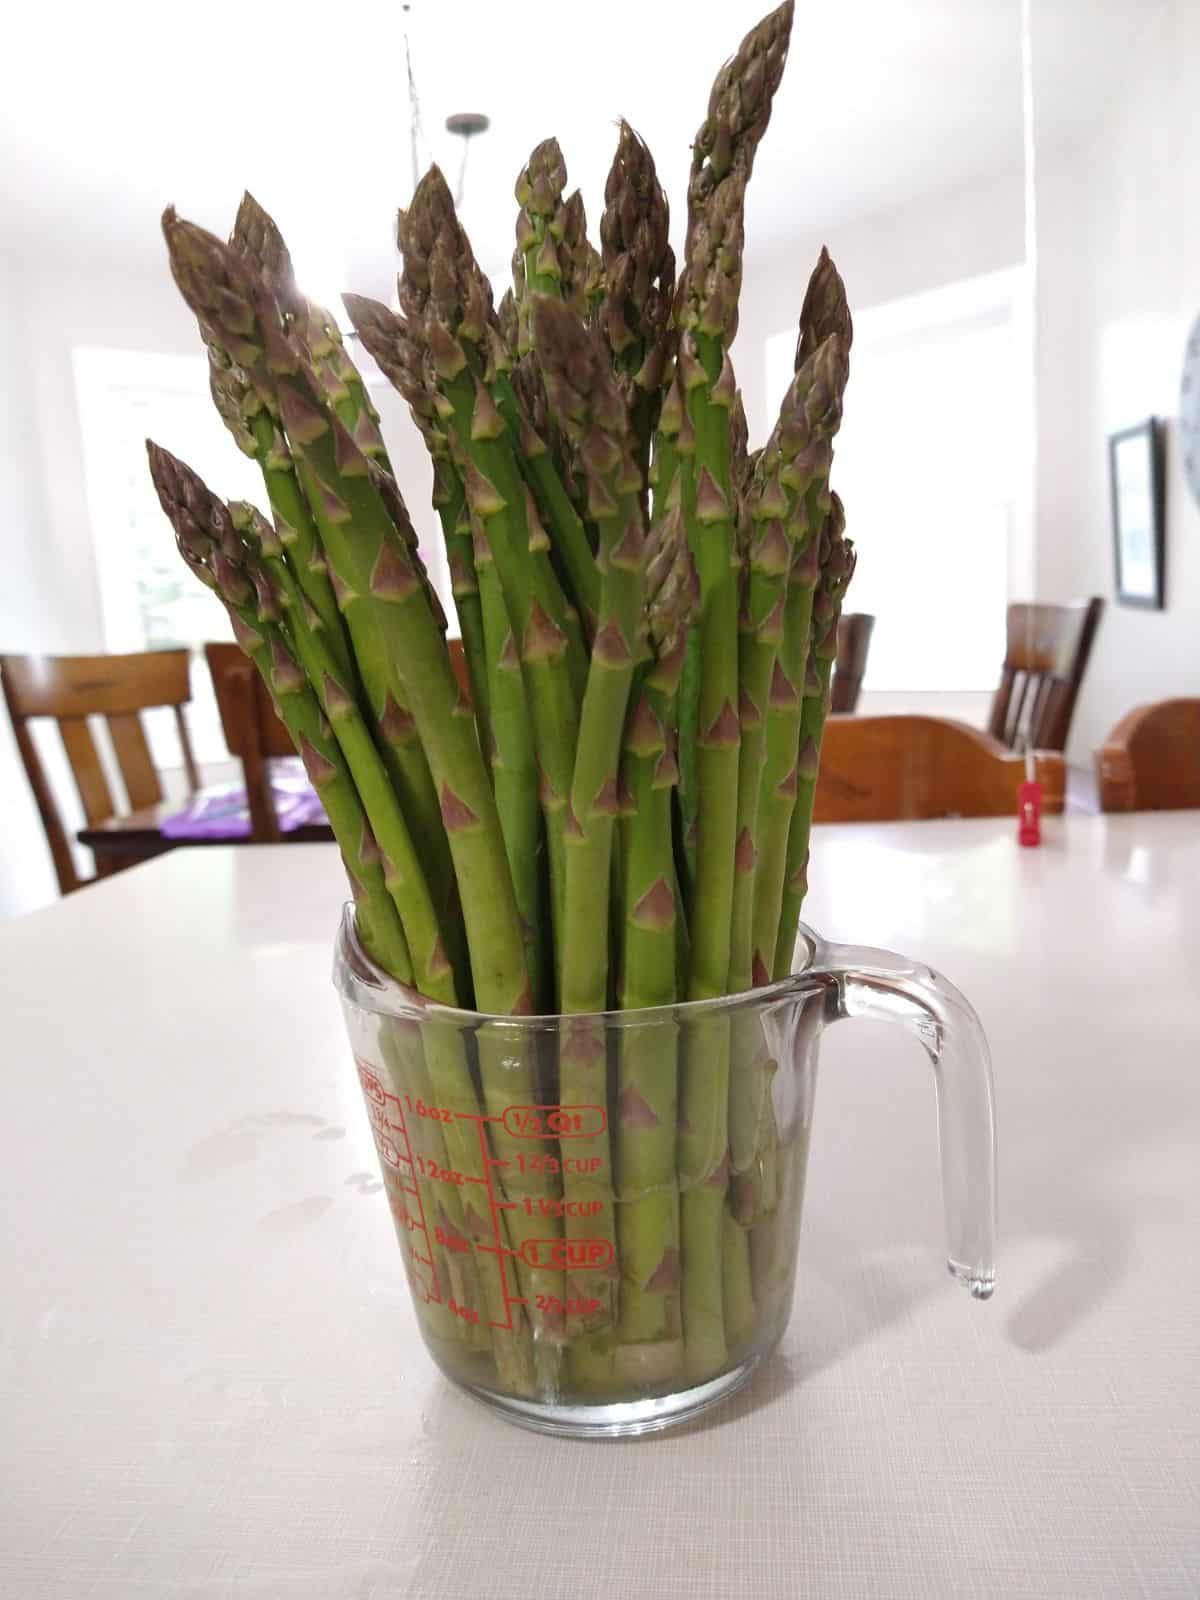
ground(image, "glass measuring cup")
xmin=335 ymin=906 xmax=996 ymax=1438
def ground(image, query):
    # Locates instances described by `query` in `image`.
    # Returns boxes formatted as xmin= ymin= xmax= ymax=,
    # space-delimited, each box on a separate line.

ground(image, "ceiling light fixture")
xmin=446 ymin=111 xmax=491 ymax=207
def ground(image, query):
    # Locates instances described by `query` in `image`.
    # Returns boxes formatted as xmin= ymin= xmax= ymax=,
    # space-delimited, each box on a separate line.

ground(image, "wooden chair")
xmin=830 ymin=612 xmax=875 ymax=714
xmin=814 ymin=715 xmax=1065 ymax=823
xmin=205 ymin=642 xmax=294 ymax=843
xmin=0 ymin=650 xmax=199 ymax=894
xmin=1095 ymin=699 xmax=1200 ymax=812
xmin=987 ymin=597 xmax=1103 ymax=751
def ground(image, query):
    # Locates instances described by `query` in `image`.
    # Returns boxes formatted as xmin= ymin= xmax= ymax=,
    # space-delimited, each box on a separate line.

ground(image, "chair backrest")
xmin=830 ymin=612 xmax=875 ymax=714
xmin=0 ymin=649 xmax=198 ymax=894
xmin=1095 ymin=698 xmax=1200 ymax=812
xmin=205 ymin=642 xmax=293 ymax=844
xmin=814 ymin=715 xmax=1066 ymax=823
xmin=987 ymin=597 xmax=1103 ymax=752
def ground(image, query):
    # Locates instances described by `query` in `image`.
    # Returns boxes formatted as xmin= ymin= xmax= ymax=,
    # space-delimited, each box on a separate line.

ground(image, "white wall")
xmin=0 ymin=253 xmax=65 ymax=919
xmin=1033 ymin=0 xmax=1200 ymax=763
xmin=736 ymin=163 xmax=1026 ymax=442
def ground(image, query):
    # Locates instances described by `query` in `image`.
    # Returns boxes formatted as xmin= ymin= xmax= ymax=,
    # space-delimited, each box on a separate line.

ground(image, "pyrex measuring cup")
xmin=335 ymin=906 xmax=996 ymax=1437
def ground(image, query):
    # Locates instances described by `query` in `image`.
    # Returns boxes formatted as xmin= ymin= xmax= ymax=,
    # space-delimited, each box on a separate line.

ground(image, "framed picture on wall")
xmin=1108 ymin=418 xmax=1165 ymax=609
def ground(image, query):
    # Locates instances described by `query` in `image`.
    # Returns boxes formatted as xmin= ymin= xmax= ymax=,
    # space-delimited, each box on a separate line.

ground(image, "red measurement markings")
xmin=475 ymin=1116 xmax=526 ymax=1332
xmin=356 ymin=1061 xmax=441 ymax=1306
xmin=521 ymin=1196 xmax=604 ymax=1219
xmin=519 ymin=1237 xmax=615 ymax=1272
xmin=536 ymin=1293 xmax=601 ymax=1319
xmin=501 ymin=1104 xmax=607 ymax=1140
xmin=515 ymin=1152 xmax=604 ymax=1177
xmin=435 ymin=1224 xmax=470 ymax=1255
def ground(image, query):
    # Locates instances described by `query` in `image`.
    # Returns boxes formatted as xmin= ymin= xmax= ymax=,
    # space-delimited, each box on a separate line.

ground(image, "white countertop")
xmin=2 ymin=814 xmax=1198 ymax=1598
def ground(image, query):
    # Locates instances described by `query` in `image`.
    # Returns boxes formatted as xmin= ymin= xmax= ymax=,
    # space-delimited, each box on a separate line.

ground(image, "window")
xmin=766 ymin=268 xmax=1026 ymax=692
xmin=74 ymin=347 xmax=263 ymax=766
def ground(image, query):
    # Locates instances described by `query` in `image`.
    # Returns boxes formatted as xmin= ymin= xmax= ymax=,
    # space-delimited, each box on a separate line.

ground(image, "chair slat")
xmin=987 ymin=599 xmax=1103 ymax=752
xmin=5 ymin=708 xmax=81 ymax=893
xmin=107 ymin=713 xmax=163 ymax=809
xmin=1 ymin=650 xmax=191 ymax=718
xmin=830 ymin=613 xmax=875 ymax=714
xmin=59 ymin=717 xmax=115 ymax=826
xmin=173 ymin=706 xmax=202 ymax=793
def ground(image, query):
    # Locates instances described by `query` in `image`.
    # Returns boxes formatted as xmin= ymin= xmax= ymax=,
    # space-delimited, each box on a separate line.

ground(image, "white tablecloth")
xmin=1 ymin=813 xmax=1197 ymax=1597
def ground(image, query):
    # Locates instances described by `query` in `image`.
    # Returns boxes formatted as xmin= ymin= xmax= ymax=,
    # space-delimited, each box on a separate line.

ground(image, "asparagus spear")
xmin=339 ymin=294 xmax=491 ymax=744
xmin=469 ymin=507 xmax=549 ymax=1007
xmin=676 ymin=0 xmax=795 ymax=1383
xmin=725 ymin=354 xmax=838 ymax=1228
xmin=163 ymin=210 xmax=529 ymax=1016
xmin=796 ymin=245 xmax=855 ymax=383
xmin=231 ymin=192 xmax=394 ymax=469
xmin=145 ymin=442 xmax=412 ymax=982
xmin=614 ymin=500 xmax=698 ymax=1380
xmin=394 ymin=168 xmax=582 ymax=962
xmin=774 ymin=496 xmax=857 ymax=977
xmin=340 ymin=293 xmax=548 ymax=1001
xmin=751 ymin=246 xmax=852 ymax=979
xmin=597 ymin=121 xmax=676 ymax=503
xmin=680 ymin=0 xmax=795 ymax=1000
xmin=530 ymin=292 xmax=652 ymax=1375
xmin=184 ymin=214 xmax=460 ymax=980
xmin=727 ymin=341 xmax=845 ymax=1231
xmin=509 ymin=141 xmax=603 ymax=634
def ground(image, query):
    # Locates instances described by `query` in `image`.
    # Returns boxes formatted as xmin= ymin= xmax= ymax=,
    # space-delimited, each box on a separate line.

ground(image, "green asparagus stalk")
xmin=377 ymin=1022 xmax=488 ymax=1354
xmin=597 ymin=122 xmax=676 ymax=503
xmin=393 ymin=169 xmax=583 ymax=962
xmin=509 ymin=140 xmax=603 ymax=634
xmin=340 ymin=292 xmax=492 ymax=746
xmin=231 ymin=192 xmax=395 ymax=476
xmin=469 ymin=508 xmax=549 ymax=1007
xmin=726 ymin=333 xmax=844 ymax=1222
xmin=513 ymin=138 xmax=570 ymax=344
xmin=340 ymin=293 xmax=548 ymax=1002
xmin=144 ymin=441 xmax=412 ymax=985
xmin=163 ymin=211 xmax=529 ymax=1017
xmin=524 ymin=291 xmax=651 ymax=1375
xmin=614 ymin=501 xmax=698 ymax=1380
xmin=188 ymin=217 xmax=461 ymax=982
xmin=751 ymin=246 xmax=852 ymax=980
xmin=226 ymin=500 xmax=459 ymax=1003
xmin=750 ymin=391 xmax=849 ymax=962
xmin=774 ymin=496 xmax=857 ymax=977
xmin=675 ymin=0 xmax=795 ymax=1383
xmin=351 ymin=201 xmax=570 ymax=1367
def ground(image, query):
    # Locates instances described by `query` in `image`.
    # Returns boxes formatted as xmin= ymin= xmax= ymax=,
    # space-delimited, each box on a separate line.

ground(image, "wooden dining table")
xmin=2 ymin=812 xmax=1198 ymax=1597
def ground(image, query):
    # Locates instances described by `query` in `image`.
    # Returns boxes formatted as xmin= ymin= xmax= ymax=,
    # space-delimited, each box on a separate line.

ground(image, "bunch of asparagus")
xmin=148 ymin=0 xmax=855 ymax=1395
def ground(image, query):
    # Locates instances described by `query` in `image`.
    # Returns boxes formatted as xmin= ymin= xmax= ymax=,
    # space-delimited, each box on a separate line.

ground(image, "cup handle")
xmin=814 ymin=938 xmax=998 ymax=1300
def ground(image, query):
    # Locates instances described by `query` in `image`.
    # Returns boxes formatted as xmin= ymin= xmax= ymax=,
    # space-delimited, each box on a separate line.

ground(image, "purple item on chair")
xmin=161 ymin=759 xmax=328 ymax=840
